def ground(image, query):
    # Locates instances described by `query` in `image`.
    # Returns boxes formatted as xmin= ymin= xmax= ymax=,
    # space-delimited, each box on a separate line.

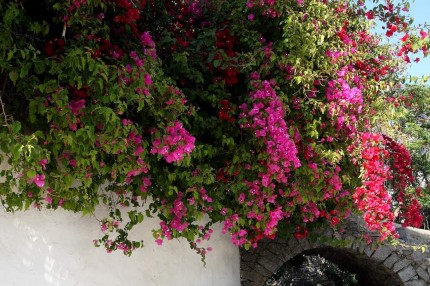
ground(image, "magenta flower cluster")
xmin=151 ymin=120 xmax=196 ymax=163
xmin=240 ymin=80 xmax=301 ymax=185
xmin=220 ymin=79 xmax=302 ymax=245
xmin=325 ymin=65 xmax=363 ymax=136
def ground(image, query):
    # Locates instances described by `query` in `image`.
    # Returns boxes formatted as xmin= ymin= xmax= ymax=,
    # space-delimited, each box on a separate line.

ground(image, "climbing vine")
xmin=0 ymin=0 xmax=428 ymax=256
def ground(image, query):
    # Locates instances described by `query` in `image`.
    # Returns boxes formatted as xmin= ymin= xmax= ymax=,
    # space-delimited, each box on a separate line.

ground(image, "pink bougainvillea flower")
xmin=32 ymin=174 xmax=45 ymax=188
xmin=69 ymin=159 xmax=77 ymax=168
xmin=45 ymin=196 xmax=53 ymax=204
xmin=151 ymin=120 xmax=195 ymax=163
xmin=155 ymin=238 xmax=163 ymax=246
xmin=140 ymin=32 xmax=156 ymax=48
xmin=39 ymin=159 xmax=48 ymax=170
xmin=133 ymin=145 xmax=144 ymax=156
xmin=144 ymin=74 xmax=153 ymax=86
xmin=122 ymin=119 xmax=133 ymax=126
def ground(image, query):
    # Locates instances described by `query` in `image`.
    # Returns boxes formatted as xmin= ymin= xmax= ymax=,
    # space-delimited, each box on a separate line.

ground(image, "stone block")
xmin=261 ymin=248 xmax=284 ymax=263
xmin=241 ymin=251 xmax=258 ymax=263
xmin=349 ymin=241 xmax=358 ymax=251
xmin=254 ymin=261 xmax=273 ymax=277
xmin=307 ymin=239 xmax=322 ymax=249
xmin=240 ymin=262 xmax=253 ymax=272
xmin=404 ymin=279 xmax=427 ymax=286
xmin=287 ymin=236 xmax=299 ymax=248
xmin=241 ymin=269 xmax=266 ymax=285
xmin=287 ymin=237 xmax=303 ymax=256
xmin=416 ymin=266 xmax=430 ymax=281
xmin=411 ymin=249 xmax=427 ymax=262
xmin=298 ymin=238 xmax=311 ymax=251
xmin=364 ymin=245 xmax=375 ymax=257
xmin=357 ymin=242 xmax=366 ymax=254
xmin=371 ymin=245 xmax=393 ymax=262
xmin=258 ymin=255 xmax=283 ymax=273
xmin=266 ymin=242 xmax=290 ymax=261
xmin=398 ymin=265 xmax=417 ymax=282
xmin=392 ymin=258 xmax=412 ymax=272
xmin=405 ymin=249 xmax=415 ymax=256
xmin=383 ymin=253 xmax=400 ymax=268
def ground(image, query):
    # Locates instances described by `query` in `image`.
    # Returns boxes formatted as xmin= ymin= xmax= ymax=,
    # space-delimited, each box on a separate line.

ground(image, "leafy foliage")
xmin=0 ymin=0 xmax=428 ymax=256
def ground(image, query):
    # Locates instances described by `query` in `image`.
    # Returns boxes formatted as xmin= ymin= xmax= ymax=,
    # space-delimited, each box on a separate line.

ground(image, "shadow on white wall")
xmin=0 ymin=208 xmax=240 ymax=286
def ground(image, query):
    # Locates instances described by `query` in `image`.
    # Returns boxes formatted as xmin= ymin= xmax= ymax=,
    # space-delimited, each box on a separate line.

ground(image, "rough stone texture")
xmin=417 ymin=266 xmax=430 ymax=281
xmin=254 ymin=262 xmax=273 ymax=277
xmin=241 ymin=215 xmax=430 ymax=286
xmin=397 ymin=265 xmax=417 ymax=282
xmin=287 ymin=237 xmax=302 ymax=254
xmin=396 ymin=223 xmax=430 ymax=244
xmin=258 ymin=255 xmax=281 ymax=273
xmin=383 ymin=253 xmax=401 ymax=269
xmin=392 ymin=258 xmax=412 ymax=272
xmin=412 ymin=250 xmax=428 ymax=261
xmin=364 ymin=245 xmax=375 ymax=257
xmin=298 ymin=238 xmax=311 ymax=251
xmin=404 ymin=280 xmax=427 ymax=286
xmin=372 ymin=245 xmax=394 ymax=261
xmin=357 ymin=243 xmax=366 ymax=254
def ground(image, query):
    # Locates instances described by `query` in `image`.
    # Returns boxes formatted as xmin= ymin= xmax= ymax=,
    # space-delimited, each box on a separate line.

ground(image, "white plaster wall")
xmin=0 ymin=208 xmax=240 ymax=286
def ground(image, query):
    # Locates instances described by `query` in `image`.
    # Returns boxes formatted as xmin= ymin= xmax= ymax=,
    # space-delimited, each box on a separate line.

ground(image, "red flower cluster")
xmin=386 ymin=23 xmax=398 ymax=37
xmin=384 ymin=135 xmax=423 ymax=228
xmin=294 ymin=226 xmax=309 ymax=239
xmin=351 ymin=133 xmax=396 ymax=240
xmin=44 ymin=38 xmax=65 ymax=57
xmin=213 ymin=28 xmax=239 ymax=86
xmin=218 ymin=100 xmax=236 ymax=123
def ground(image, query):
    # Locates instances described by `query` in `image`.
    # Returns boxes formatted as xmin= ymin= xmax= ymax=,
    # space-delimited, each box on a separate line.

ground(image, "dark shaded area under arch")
xmin=267 ymin=247 xmax=403 ymax=286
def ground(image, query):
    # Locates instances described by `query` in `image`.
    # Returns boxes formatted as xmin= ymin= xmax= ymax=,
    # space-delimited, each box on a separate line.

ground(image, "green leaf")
xmin=9 ymin=70 xmax=18 ymax=85
xmin=28 ymin=100 xmax=38 ymax=123
xmin=12 ymin=144 xmax=23 ymax=159
xmin=20 ymin=63 xmax=30 ymax=78
xmin=7 ymin=50 xmax=15 ymax=61
xmin=213 ymin=60 xmax=222 ymax=68
xmin=26 ymin=170 xmax=36 ymax=179
xmin=34 ymin=60 xmax=46 ymax=74
xmin=12 ymin=121 xmax=21 ymax=134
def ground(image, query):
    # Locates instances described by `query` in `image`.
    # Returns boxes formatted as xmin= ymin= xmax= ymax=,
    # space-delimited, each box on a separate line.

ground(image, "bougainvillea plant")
xmin=0 ymin=0 xmax=428 ymax=256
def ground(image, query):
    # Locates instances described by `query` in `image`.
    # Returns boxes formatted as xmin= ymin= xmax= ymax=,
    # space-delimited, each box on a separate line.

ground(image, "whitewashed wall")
xmin=0 ymin=208 xmax=240 ymax=286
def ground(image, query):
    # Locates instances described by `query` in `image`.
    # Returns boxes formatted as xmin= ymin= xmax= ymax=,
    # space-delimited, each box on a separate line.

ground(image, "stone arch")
xmin=240 ymin=216 xmax=430 ymax=286
xmin=293 ymin=247 xmax=404 ymax=285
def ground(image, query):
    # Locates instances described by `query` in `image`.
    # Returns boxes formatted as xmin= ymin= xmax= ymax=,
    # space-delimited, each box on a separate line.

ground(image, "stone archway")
xmin=291 ymin=247 xmax=404 ymax=285
xmin=240 ymin=216 xmax=430 ymax=286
